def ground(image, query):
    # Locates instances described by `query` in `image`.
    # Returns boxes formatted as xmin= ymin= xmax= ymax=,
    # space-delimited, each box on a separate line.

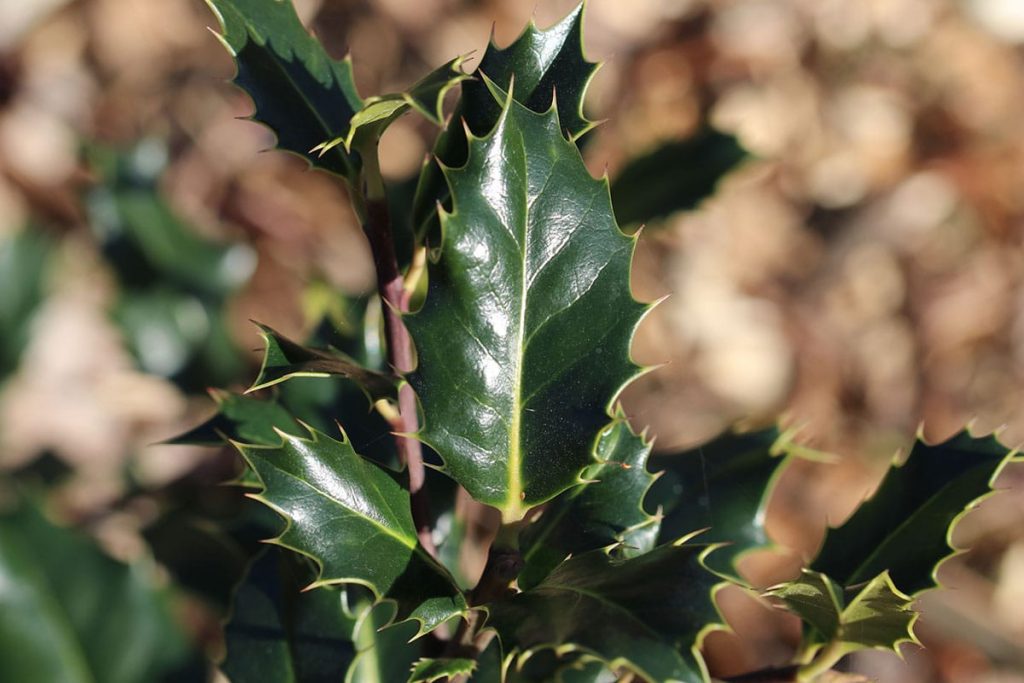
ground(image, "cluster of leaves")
xmin=2 ymin=1 xmax=1017 ymax=682
xmin=167 ymin=1 xmax=1024 ymax=681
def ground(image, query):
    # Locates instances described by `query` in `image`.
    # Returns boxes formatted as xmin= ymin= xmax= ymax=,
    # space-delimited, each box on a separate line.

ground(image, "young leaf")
xmin=485 ymin=543 xmax=726 ymax=683
xmin=249 ymin=322 xmax=397 ymax=401
xmin=406 ymin=92 xmax=646 ymax=520
xmin=206 ymin=0 xmax=364 ymax=180
xmin=412 ymin=2 xmax=599 ymax=240
xmin=165 ymin=389 xmax=302 ymax=446
xmin=767 ymin=570 xmax=918 ymax=657
xmin=407 ymin=657 xmax=476 ymax=683
xmin=0 ymin=499 xmax=191 ymax=683
xmin=518 ymin=416 xmax=659 ymax=589
xmin=221 ymin=547 xmax=358 ymax=683
xmin=316 ymin=56 xmax=470 ymax=156
xmin=812 ymin=429 xmax=1020 ymax=596
xmin=649 ymin=426 xmax=794 ymax=577
xmin=237 ymin=426 xmax=467 ymax=634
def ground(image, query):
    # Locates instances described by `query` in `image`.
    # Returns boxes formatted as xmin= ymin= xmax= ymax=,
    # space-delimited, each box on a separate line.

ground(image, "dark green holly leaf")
xmin=812 ymin=429 xmax=1020 ymax=596
xmin=314 ymin=56 xmax=469 ymax=157
xmin=166 ymin=389 xmax=302 ymax=446
xmin=767 ymin=570 xmax=918 ymax=656
xmin=407 ymin=657 xmax=475 ymax=683
xmin=222 ymin=547 xmax=358 ymax=683
xmin=206 ymin=0 xmax=364 ymax=180
xmin=610 ymin=128 xmax=747 ymax=229
xmin=407 ymin=92 xmax=645 ymax=520
xmin=237 ymin=426 xmax=467 ymax=634
xmin=518 ymin=416 xmax=659 ymax=589
xmin=650 ymin=426 xmax=795 ymax=577
xmin=412 ymin=2 xmax=598 ymax=241
xmin=0 ymin=498 xmax=191 ymax=683
xmin=485 ymin=543 xmax=725 ymax=683
xmin=249 ymin=322 xmax=397 ymax=401
xmin=347 ymin=600 xmax=423 ymax=683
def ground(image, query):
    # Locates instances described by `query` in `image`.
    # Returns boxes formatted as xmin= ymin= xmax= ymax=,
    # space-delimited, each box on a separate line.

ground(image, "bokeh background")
xmin=1 ymin=0 xmax=1023 ymax=681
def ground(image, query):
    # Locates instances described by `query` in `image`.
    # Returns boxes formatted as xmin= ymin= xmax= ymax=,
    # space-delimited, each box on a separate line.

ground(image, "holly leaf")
xmin=518 ymin=416 xmax=659 ymax=589
xmin=649 ymin=426 xmax=796 ymax=577
xmin=315 ymin=56 xmax=470 ymax=157
xmin=249 ymin=322 xmax=397 ymax=401
xmin=206 ymin=0 xmax=364 ymax=180
xmin=0 ymin=498 xmax=191 ymax=683
xmin=413 ymin=2 xmax=599 ymax=241
xmin=407 ymin=657 xmax=475 ymax=683
xmin=485 ymin=543 xmax=725 ymax=683
xmin=610 ymin=128 xmax=747 ymax=228
xmin=347 ymin=601 xmax=423 ymax=683
xmin=237 ymin=426 xmax=467 ymax=634
xmin=221 ymin=547 xmax=358 ymax=683
xmin=166 ymin=389 xmax=302 ymax=446
xmin=406 ymin=90 xmax=645 ymax=520
xmin=767 ymin=570 xmax=919 ymax=656
xmin=812 ymin=428 xmax=1020 ymax=596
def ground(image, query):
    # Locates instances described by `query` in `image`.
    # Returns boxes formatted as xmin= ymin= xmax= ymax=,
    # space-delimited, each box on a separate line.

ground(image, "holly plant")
xmin=171 ymin=1 xmax=1023 ymax=681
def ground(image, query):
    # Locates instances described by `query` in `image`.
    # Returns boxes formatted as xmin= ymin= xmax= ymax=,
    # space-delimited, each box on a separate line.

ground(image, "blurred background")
xmin=1 ymin=0 xmax=1023 ymax=681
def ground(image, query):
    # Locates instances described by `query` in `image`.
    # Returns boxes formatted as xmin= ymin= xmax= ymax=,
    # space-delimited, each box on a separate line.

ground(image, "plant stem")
xmin=796 ymin=641 xmax=846 ymax=682
xmin=358 ymin=142 xmax=435 ymax=558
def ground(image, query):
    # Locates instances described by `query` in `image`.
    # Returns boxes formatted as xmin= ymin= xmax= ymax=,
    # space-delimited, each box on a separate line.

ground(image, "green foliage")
xmin=0 ymin=498 xmax=191 ymax=683
xmin=0 ymin=227 xmax=52 ymax=378
xmin=238 ymin=426 xmax=467 ymax=633
xmin=110 ymin=2 xmax=1024 ymax=681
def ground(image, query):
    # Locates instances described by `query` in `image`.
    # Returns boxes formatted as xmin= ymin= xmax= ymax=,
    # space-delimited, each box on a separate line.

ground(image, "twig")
xmin=358 ymin=146 xmax=435 ymax=557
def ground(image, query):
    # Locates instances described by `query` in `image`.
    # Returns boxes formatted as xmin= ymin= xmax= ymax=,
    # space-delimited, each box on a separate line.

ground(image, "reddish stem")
xmin=363 ymin=197 xmax=436 ymax=557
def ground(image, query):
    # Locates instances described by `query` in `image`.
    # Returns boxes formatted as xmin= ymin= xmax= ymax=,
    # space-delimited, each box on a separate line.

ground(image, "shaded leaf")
xmin=221 ymin=547 xmax=357 ymax=683
xmin=812 ymin=429 xmax=1020 ymax=596
xmin=485 ymin=543 xmax=725 ymax=683
xmin=767 ymin=570 xmax=918 ymax=656
xmin=206 ymin=0 xmax=363 ymax=180
xmin=650 ymin=426 xmax=794 ymax=577
xmin=610 ymin=128 xmax=747 ymax=228
xmin=407 ymin=91 xmax=645 ymax=520
xmin=346 ymin=599 xmax=423 ymax=683
xmin=249 ymin=322 xmax=397 ymax=401
xmin=166 ymin=389 xmax=302 ymax=446
xmin=413 ymin=2 xmax=598 ymax=240
xmin=519 ymin=416 xmax=659 ymax=589
xmin=408 ymin=657 xmax=475 ymax=683
xmin=238 ymin=426 xmax=466 ymax=634
xmin=0 ymin=498 xmax=190 ymax=683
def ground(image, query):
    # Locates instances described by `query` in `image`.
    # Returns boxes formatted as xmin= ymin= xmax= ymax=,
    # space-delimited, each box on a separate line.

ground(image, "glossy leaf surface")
xmin=768 ymin=570 xmax=918 ymax=656
xmin=249 ymin=322 xmax=397 ymax=400
xmin=207 ymin=0 xmax=363 ymax=180
xmin=346 ymin=601 xmax=422 ymax=683
xmin=0 ymin=500 xmax=190 ymax=683
xmin=519 ymin=417 xmax=659 ymax=589
xmin=222 ymin=547 xmax=357 ymax=683
xmin=486 ymin=544 xmax=724 ymax=683
xmin=407 ymin=95 xmax=644 ymax=519
xmin=812 ymin=429 xmax=1019 ymax=595
xmin=412 ymin=2 xmax=598 ymax=240
xmin=238 ymin=427 xmax=466 ymax=633
xmin=649 ymin=427 xmax=793 ymax=576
